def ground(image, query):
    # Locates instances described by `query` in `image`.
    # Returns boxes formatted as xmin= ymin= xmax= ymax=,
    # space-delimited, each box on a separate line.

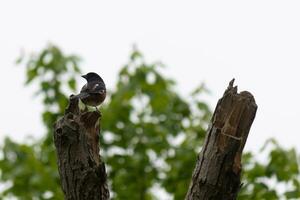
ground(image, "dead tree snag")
xmin=185 ymin=79 xmax=257 ymax=200
xmin=54 ymin=96 xmax=109 ymax=200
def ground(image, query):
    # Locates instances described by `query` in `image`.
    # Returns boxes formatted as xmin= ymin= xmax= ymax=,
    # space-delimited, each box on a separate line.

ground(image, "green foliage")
xmin=239 ymin=139 xmax=300 ymax=200
xmin=100 ymin=50 xmax=210 ymax=199
xmin=0 ymin=138 xmax=62 ymax=200
xmin=0 ymin=45 xmax=299 ymax=200
xmin=0 ymin=44 xmax=81 ymax=199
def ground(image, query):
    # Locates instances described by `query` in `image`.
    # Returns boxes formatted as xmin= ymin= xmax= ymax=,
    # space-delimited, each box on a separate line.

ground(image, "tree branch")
xmin=185 ymin=79 xmax=257 ymax=200
xmin=54 ymin=96 xmax=109 ymax=200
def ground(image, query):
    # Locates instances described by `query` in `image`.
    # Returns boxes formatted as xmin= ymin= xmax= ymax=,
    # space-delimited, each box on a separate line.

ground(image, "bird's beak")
xmin=81 ymin=75 xmax=87 ymax=79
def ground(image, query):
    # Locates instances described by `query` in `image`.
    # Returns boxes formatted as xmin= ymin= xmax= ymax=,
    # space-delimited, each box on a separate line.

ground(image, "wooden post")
xmin=54 ymin=96 xmax=109 ymax=200
xmin=185 ymin=79 xmax=257 ymax=200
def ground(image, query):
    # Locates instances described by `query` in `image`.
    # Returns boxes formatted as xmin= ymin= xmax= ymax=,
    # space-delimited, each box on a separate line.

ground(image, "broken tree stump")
xmin=185 ymin=79 xmax=257 ymax=200
xmin=54 ymin=96 xmax=109 ymax=200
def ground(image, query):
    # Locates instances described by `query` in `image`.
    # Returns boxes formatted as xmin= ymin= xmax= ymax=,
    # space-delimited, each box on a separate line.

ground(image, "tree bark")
xmin=54 ymin=96 xmax=109 ymax=200
xmin=185 ymin=79 xmax=257 ymax=200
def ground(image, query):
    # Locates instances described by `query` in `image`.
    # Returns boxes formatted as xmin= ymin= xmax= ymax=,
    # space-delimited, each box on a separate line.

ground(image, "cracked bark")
xmin=54 ymin=96 xmax=109 ymax=200
xmin=185 ymin=79 xmax=257 ymax=200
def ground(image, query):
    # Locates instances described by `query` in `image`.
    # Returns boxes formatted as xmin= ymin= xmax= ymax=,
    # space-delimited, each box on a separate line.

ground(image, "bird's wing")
xmin=86 ymin=81 xmax=106 ymax=94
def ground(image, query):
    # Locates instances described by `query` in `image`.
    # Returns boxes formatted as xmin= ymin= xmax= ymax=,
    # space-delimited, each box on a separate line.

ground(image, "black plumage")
xmin=72 ymin=72 xmax=106 ymax=108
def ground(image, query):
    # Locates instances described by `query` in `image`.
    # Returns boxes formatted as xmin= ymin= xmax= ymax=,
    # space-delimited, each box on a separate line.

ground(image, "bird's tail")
xmin=70 ymin=93 xmax=89 ymax=100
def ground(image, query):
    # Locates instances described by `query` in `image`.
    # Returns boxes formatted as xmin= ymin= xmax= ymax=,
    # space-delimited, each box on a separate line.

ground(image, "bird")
xmin=71 ymin=72 xmax=106 ymax=111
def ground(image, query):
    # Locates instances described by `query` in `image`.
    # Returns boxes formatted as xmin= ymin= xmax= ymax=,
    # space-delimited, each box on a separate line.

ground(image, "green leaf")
xmin=68 ymin=78 xmax=76 ymax=91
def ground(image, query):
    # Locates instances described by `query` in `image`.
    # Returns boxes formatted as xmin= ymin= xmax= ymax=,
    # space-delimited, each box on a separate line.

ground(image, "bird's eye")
xmin=100 ymin=90 xmax=105 ymax=94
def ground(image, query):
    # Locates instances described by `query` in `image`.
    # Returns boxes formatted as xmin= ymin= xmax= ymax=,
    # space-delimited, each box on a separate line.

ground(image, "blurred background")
xmin=0 ymin=1 xmax=299 ymax=200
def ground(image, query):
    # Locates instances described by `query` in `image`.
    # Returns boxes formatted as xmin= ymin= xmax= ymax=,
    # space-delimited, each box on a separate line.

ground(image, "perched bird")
xmin=71 ymin=72 xmax=106 ymax=110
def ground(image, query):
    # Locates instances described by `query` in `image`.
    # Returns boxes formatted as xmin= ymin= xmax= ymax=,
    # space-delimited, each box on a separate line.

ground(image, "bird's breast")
xmin=81 ymin=93 xmax=106 ymax=106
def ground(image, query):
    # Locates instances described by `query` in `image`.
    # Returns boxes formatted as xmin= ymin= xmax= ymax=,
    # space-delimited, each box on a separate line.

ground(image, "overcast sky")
xmin=1 ymin=0 xmax=300 ymax=153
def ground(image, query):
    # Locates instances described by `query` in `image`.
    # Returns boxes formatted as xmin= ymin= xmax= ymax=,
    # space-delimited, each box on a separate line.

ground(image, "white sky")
xmin=0 ymin=0 xmax=300 ymax=153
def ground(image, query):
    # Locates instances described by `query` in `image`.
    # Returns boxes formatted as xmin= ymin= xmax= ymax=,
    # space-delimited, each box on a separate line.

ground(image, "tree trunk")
xmin=185 ymin=79 xmax=257 ymax=200
xmin=53 ymin=97 xmax=109 ymax=200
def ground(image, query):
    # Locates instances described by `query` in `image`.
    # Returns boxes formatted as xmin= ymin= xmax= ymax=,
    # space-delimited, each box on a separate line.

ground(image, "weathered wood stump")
xmin=54 ymin=96 xmax=109 ymax=200
xmin=185 ymin=79 xmax=257 ymax=200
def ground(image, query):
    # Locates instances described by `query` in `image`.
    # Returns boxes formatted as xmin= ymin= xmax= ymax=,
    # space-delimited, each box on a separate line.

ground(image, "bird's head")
xmin=81 ymin=72 xmax=104 ymax=83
